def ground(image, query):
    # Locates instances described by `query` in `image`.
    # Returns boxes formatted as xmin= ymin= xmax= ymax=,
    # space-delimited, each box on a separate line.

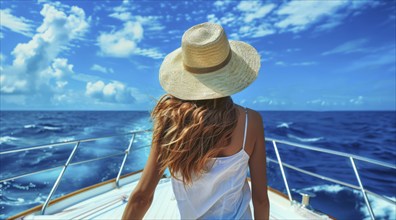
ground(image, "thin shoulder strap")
xmin=242 ymin=107 xmax=248 ymax=150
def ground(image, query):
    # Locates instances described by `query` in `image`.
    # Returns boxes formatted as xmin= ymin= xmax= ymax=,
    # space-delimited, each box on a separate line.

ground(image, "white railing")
xmin=0 ymin=130 xmax=150 ymax=214
xmin=0 ymin=131 xmax=394 ymax=219
xmin=266 ymin=137 xmax=396 ymax=220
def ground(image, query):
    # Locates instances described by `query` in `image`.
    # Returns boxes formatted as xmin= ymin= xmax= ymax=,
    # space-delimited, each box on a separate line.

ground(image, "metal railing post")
xmin=272 ymin=140 xmax=293 ymax=203
xmin=115 ymin=134 xmax=135 ymax=188
xmin=350 ymin=157 xmax=375 ymax=220
xmin=41 ymin=141 xmax=80 ymax=215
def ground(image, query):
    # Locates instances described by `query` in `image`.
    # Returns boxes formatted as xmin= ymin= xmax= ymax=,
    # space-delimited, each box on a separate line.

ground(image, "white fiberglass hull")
xmin=14 ymin=172 xmax=331 ymax=220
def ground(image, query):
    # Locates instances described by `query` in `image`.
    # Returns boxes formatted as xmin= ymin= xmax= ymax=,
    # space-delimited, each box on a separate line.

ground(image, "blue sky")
xmin=0 ymin=0 xmax=395 ymax=111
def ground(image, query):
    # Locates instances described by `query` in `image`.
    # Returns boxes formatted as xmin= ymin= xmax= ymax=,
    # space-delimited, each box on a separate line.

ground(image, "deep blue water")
xmin=0 ymin=111 xmax=395 ymax=219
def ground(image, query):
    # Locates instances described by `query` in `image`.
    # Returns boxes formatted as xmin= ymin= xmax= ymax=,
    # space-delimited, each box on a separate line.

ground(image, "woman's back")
xmin=215 ymin=106 xmax=262 ymax=159
xmin=171 ymin=106 xmax=252 ymax=219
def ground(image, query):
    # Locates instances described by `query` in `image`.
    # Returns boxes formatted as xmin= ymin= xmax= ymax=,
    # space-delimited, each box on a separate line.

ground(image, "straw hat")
xmin=159 ymin=22 xmax=260 ymax=100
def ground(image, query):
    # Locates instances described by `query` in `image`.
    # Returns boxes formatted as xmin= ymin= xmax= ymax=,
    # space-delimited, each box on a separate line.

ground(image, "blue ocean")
xmin=0 ymin=111 xmax=395 ymax=219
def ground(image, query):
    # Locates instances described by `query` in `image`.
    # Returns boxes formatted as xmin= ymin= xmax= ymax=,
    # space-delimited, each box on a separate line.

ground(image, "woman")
xmin=122 ymin=22 xmax=269 ymax=219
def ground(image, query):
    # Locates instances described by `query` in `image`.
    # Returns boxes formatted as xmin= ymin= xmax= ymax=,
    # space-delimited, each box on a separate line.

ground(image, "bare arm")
xmin=249 ymin=111 xmax=270 ymax=220
xmin=122 ymin=143 xmax=164 ymax=220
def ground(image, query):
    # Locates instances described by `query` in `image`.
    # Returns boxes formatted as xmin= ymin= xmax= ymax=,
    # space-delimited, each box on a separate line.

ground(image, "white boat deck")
xmin=23 ymin=178 xmax=331 ymax=220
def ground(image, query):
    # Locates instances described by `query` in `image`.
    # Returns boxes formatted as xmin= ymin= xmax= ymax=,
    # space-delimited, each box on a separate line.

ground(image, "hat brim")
xmin=159 ymin=40 xmax=260 ymax=100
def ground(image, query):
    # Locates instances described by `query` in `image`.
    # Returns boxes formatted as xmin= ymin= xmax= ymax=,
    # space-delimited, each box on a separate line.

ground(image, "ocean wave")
xmin=385 ymin=196 xmax=396 ymax=204
xmin=0 ymin=195 xmax=46 ymax=206
xmin=0 ymin=196 xmax=25 ymax=204
xmin=276 ymin=122 xmax=293 ymax=129
xmin=0 ymin=136 xmax=19 ymax=144
xmin=12 ymin=182 xmax=36 ymax=191
xmin=43 ymin=126 xmax=62 ymax=131
xmin=303 ymin=184 xmax=345 ymax=193
xmin=29 ymin=152 xmax=53 ymax=166
xmin=360 ymin=195 xmax=396 ymax=220
xmin=22 ymin=123 xmax=63 ymax=134
xmin=23 ymin=124 xmax=36 ymax=129
xmin=287 ymin=134 xmax=324 ymax=142
xmin=302 ymin=184 xmax=396 ymax=220
xmin=56 ymin=137 xmax=75 ymax=142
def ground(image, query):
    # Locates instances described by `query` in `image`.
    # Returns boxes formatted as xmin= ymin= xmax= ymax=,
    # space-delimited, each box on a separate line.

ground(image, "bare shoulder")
xmin=246 ymin=108 xmax=264 ymax=131
xmin=234 ymin=105 xmax=264 ymax=133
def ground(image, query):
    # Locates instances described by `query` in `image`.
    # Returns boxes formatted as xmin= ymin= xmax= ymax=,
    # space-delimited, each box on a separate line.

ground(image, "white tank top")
xmin=171 ymin=108 xmax=252 ymax=219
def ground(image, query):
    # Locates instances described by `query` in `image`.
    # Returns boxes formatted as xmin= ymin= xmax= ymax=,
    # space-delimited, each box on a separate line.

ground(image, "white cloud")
xmin=207 ymin=0 xmax=381 ymax=41
xmin=213 ymin=0 xmax=232 ymax=11
xmin=307 ymin=96 xmax=365 ymax=107
xmin=349 ymin=1 xmax=381 ymax=12
xmin=86 ymin=80 xmax=146 ymax=103
xmin=46 ymin=58 xmax=74 ymax=79
xmin=274 ymin=61 xmax=316 ymax=66
xmin=128 ymin=87 xmax=147 ymax=103
xmin=98 ymin=21 xmax=143 ymax=57
xmin=207 ymin=14 xmax=221 ymax=24
xmin=56 ymin=81 xmax=68 ymax=89
xmin=1 ymin=4 xmax=89 ymax=95
xmin=306 ymin=99 xmax=329 ymax=106
xmin=315 ymin=13 xmax=344 ymax=32
xmin=322 ymin=39 xmax=369 ymax=56
xmin=252 ymin=24 xmax=275 ymax=37
xmin=113 ymin=0 xmax=130 ymax=13
xmin=237 ymin=1 xmax=261 ymax=11
xmin=0 ymin=74 xmax=27 ymax=93
xmin=4 ymin=57 xmax=76 ymax=94
xmin=286 ymin=48 xmax=301 ymax=53
xmin=342 ymin=45 xmax=395 ymax=72
xmin=52 ymin=93 xmax=69 ymax=103
xmin=235 ymin=1 xmax=276 ymax=26
xmin=228 ymin=33 xmax=240 ymax=40
xmin=275 ymin=1 xmax=345 ymax=32
xmin=349 ymin=96 xmax=364 ymax=105
xmin=252 ymin=96 xmax=283 ymax=105
xmin=239 ymin=2 xmax=276 ymax=23
xmin=134 ymin=48 xmax=164 ymax=59
xmin=292 ymin=61 xmax=317 ymax=66
xmin=209 ymin=1 xmax=276 ymax=39
xmin=0 ymin=8 xmax=34 ymax=37
xmin=90 ymin=64 xmax=114 ymax=74
xmin=207 ymin=12 xmax=239 ymax=27
xmin=239 ymin=23 xmax=275 ymax=38
xmin=98 ymin=6 xmax=165 ymax=59
xmin=49 ymin=90 xmax=91 ymax=107
xmin=109 ymin=12 xmax=132 ymax=21
xmin=136 ymin=16 xmax=165 ymax=31
xmin=275 ymin=1 xmax=381 ymax=33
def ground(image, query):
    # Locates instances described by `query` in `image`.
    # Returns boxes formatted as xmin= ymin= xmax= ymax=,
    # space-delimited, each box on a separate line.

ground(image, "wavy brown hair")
xmin=151 ymin=94 xmax=238 ymax=184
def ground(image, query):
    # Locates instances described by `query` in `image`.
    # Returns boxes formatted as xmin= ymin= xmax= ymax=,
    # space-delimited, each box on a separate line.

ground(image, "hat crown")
xmin=182 ymin=23 xmax=231 ymax=70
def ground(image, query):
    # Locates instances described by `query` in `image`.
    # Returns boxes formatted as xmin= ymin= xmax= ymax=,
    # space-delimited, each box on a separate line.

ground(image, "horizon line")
xmin=1 ymin=109 xmax=395 ymax=112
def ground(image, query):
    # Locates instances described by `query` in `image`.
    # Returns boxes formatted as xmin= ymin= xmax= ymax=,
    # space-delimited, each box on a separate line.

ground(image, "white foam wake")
xmin=277 ymin=122 xmax=293 ymax=128
xmin=12 ymin=182 xmax=36 ymax=190
xmin=0 ymin=136 xmax=19 ymax=144
xmin=361 ymin=195 xmax=396 ymax=220
xmin=43 ymin=126 xmax=62 ymax=131
xmin=287 ymin=134 xmax=323 ymax=142
xmin=303 ymin=184 xmax=396 ymax=219
xmin=303 ymin=184 xmax=345 ymax=193
xmin=56 ymin=137 xmax=75 ymax=142
xmin=23 ymin=124 xmax=36 ymax=128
